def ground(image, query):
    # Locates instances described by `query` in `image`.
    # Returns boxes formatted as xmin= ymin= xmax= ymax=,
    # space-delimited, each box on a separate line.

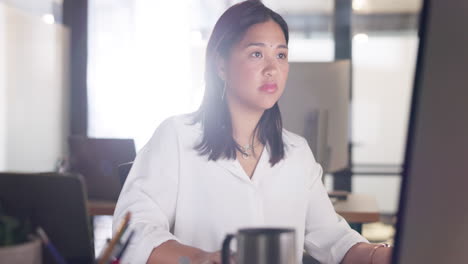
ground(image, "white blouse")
xmin=113 ymin=114 xmax=367 ymax=264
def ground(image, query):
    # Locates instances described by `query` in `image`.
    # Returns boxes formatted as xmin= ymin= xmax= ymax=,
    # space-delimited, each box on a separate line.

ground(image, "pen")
xmin=98 ymin=212 xmax=131 ymax=264
xmin=115 ymin=229 xmax=135 ymax=260
xmin=36 ymin=227 xmax=68 ymax=264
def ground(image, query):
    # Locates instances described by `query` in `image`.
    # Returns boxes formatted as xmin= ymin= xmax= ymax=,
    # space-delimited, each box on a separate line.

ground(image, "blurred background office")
xmin=0 ymin=0 xmax=422 ymax=256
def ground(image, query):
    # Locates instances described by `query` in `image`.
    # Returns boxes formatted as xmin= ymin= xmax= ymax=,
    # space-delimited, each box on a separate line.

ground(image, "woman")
xmin=113 ymin=1 xmax=392 ymax=263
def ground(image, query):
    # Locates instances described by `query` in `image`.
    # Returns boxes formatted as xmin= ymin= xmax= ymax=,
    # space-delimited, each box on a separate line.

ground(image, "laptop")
xmin=392 ymin=0 xmax=468 ymax=263
xmin=0 ymin=173 xmax=95 ymax=264
xmin=68 ymin=136 xmax=136 ymax=201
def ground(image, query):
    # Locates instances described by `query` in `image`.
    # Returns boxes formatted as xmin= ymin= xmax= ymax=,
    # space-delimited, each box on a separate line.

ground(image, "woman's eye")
xmin=278 ymin=53 xmax=287 ymax=59
xmin=251 ymin=51 xmax=262 ymax=58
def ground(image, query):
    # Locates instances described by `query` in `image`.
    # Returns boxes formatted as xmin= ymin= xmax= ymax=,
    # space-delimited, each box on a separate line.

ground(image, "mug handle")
xmin=221 ymin=234 xmax=235 ymax=264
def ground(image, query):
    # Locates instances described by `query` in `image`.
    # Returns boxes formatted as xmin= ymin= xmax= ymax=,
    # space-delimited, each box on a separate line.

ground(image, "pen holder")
xmin=0 ymin=237 xmax=42 ymax=264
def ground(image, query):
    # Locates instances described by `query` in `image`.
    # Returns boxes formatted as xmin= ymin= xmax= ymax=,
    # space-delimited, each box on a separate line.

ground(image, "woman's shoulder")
xmin=148 ymin=113 xmax=201 ymax=145
xmin=155 ymin=113 xmax=201 ymax=133
xmin=282 ymin=128 xmax=309 ymax=149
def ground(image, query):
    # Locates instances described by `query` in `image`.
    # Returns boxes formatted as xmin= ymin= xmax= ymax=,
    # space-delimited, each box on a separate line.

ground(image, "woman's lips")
xmin=259 ymin=83 xmax=278 ymax=93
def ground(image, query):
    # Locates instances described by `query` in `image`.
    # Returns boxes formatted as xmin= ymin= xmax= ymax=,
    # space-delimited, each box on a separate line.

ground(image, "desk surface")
xmin=88 ymin=200 xmax=116 ymax=216
xmin=333 ymin=193 xmax=380 ymax=223
xmin=88 ymin=193 xmax=380 ymax=223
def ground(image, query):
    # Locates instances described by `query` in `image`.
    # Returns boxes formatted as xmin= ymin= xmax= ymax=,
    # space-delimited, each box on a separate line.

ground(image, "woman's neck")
xmin=227 ymin=100 xmax=264 ymax=146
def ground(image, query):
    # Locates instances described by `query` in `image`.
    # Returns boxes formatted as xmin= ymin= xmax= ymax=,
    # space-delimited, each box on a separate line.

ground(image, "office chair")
xmin=117 ymin=161 xmax=133 ymax=187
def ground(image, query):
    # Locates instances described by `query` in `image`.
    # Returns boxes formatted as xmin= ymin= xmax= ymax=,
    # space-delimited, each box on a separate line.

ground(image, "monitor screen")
xmin=393 ymin=0 xmax=468 ymax=263
xmin=0 ymin=173 xmax=95 ymax=264
xmin=280 ymin=61 xmax=350 ymax=173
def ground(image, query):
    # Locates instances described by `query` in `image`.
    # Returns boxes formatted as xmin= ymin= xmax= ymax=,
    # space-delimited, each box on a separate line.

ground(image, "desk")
xmin=333 ymin=193 xmax=380 ymax=223
xmin=88 ymin=200 xmax=116 ymax=216
xmin=333 ymin=193 xmax=380 ymax=233
xmin=88 ymin=193 xmax=380 ymax=222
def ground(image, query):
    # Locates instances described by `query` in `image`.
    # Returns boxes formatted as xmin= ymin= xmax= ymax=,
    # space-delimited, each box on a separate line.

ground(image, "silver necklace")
xmin=238 ymin=143 xmax=255 ymax=159
xmin=239 ymin=144 xmax=253 ymax=159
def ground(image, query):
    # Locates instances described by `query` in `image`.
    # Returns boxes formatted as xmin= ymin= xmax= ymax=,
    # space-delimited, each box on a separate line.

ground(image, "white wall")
xmin=87 ymin=0 xmax=195 ymax=149
xmin=0 ymin=3 xmax=69 ymax=172
xmin=352 ymin=34 xmax=418 ymax=165
xmin=351 ymin=34 xmax=419 ymax=214
xmin=0 ymin=4 xmax=7 ymax=169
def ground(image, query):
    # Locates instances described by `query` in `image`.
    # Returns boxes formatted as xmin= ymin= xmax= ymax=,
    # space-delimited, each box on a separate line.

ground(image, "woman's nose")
xmin=263 ymin=57 xmax=278 ymax=77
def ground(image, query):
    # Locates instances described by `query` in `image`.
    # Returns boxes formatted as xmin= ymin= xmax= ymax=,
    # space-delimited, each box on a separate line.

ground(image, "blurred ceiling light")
xmin=353 ymin=33 xmax=369 ymax=43
xmin=352 ymin=0 xmax=366 ymax=11
xmin=42 ymin=14 xmax=55 ymax=24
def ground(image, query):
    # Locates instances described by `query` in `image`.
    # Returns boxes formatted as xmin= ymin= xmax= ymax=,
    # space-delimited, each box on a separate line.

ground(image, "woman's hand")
xmin=191 ymin=251 xmax=237 ymax=264
xmin=341 ymin=242 xmax=393 ymax=264
xmin=372 ymin=247 xmax=393 ymax=264
xmin=191 ymin=251 xmax=222 ymax=264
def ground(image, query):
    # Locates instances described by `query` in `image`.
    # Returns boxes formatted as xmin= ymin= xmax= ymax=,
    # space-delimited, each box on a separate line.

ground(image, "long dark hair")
xmin=193 ymin=0 xmax=289 ymax=166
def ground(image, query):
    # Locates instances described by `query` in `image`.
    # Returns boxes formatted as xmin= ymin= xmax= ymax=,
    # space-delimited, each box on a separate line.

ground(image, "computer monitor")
xmin=0 ymin=173 xmax=95 ymax=264
xmin=393 ymin=0 xmax=468 ymax=263
xmin=279 ymin=61 xmax=350 ymax=173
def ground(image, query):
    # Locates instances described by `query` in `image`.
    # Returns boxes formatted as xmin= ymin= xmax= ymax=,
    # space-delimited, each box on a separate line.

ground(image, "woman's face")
xmin=221 ymin=20 xmax=289 ymax=113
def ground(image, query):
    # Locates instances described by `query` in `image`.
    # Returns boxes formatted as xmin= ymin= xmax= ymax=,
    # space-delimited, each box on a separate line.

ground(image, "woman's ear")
xmin=215 ymin=53 xmax=226 ymax=81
